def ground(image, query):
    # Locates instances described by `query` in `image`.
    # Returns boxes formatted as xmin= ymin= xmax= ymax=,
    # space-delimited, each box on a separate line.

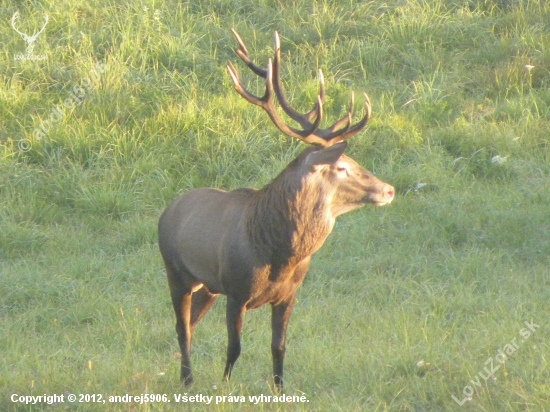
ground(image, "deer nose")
xmin=385 ymin=184 xmax=395 ymax=201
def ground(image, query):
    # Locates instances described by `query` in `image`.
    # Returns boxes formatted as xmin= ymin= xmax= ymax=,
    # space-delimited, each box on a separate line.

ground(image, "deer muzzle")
xmin=369 ymin=183 xmax=395 ymax=206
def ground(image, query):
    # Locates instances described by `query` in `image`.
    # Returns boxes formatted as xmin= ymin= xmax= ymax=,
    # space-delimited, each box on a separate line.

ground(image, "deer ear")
xmin=305 ymin=142 xmax=348 ymax=168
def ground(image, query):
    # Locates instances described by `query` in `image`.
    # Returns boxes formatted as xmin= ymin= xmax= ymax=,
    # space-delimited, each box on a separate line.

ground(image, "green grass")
xmin=1 ymin=0 xmax=550 ymax=410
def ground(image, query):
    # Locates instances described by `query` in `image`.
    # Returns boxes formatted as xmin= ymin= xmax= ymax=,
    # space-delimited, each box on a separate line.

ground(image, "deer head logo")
xmin=11 ymin=11 xmax=49 ymax=57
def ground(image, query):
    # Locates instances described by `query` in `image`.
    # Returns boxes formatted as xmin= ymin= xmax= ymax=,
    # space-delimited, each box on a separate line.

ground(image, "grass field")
xmin=1 ymin=0 xmax=550 ymax=410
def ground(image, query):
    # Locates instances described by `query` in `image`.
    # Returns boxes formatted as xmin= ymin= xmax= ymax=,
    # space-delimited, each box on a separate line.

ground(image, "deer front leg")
xmin=271 ymin=295 xmax=296 ymax=392
xmin=223 ymin=297 xmax=246 ymax=381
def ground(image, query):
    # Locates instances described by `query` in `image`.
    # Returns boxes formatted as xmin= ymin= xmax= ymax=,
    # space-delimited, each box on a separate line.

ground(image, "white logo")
xmin=11 ymin=11 xmax=49 ymax=60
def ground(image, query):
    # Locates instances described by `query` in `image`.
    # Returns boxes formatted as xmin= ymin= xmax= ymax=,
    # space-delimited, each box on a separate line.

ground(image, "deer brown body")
xmin=158 ymin=30 xmax=394 ymax=390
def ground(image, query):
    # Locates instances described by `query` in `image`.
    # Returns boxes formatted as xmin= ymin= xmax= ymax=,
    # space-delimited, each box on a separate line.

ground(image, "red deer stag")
xmin=158 ymin=29 xmax=394 ymax=391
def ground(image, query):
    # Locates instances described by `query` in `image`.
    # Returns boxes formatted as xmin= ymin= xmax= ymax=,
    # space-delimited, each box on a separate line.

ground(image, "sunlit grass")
xmin=1 ymin=0 xmax=550 ymax=410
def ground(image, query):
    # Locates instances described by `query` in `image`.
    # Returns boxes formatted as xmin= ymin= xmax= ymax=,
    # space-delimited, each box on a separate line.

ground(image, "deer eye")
xmin=335 ymin=165 xmax=349 ymax=176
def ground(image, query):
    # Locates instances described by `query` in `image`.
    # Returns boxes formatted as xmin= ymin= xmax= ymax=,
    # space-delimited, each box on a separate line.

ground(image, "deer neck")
xmin=247 ymin=173 xmax=335 ymax=265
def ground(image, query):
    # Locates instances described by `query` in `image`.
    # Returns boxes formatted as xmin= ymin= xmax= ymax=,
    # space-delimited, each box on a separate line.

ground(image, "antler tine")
xmin=324 ymin=93 xmax=372 ymax=145
xmin=230 ymin=28 xmax=267 ymax=78
xmin=227 ymin=58 xmax=326 ymax=146
xmin=271 ymin=31 xmax=371 ymax=144
xmin=232 ymin=29 xmax=324 ymax=132
xmin=227 ymin=61 xmax=263 ymax=106
xmin=264 ymin=60 xmax=325 ymax=145
xmin=323 ymin=90 xmax=355 ymax=135
xmin=271 ymin=32 xmax=324 ymax=129
xmin=228 ymin=29 xmax=372 ymax=146
xmin=304 ymin=70 xmax=326 ymax=122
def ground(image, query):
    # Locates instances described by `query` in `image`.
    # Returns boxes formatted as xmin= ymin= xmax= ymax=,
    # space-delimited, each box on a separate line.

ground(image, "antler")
xmin=227 ymin=29 xmax=372 ymax=147
xmin=11 ymin=11 xmax=49 ymax=42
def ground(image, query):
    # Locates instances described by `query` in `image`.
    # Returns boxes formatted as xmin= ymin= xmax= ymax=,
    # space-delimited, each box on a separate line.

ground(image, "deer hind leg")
xmin=177 ymin=291 xmax=193 ymax=385
xmin=223 ymin=297 xmax=246 ymax=381
xmin=166 ymin=265 xmax=196 ymax=385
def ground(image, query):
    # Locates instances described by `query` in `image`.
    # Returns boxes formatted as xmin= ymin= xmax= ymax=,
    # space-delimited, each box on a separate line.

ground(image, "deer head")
xmin=226 ymin=29 xmax=394 ymax=215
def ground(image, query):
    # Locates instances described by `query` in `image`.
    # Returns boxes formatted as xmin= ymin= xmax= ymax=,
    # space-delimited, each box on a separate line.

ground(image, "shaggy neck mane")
xmin=246 ymin=166 xmax=334 ymax=269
